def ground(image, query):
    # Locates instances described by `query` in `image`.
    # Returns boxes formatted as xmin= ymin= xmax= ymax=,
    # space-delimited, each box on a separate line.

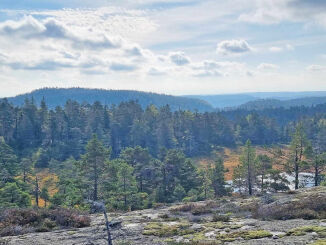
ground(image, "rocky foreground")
xmin=1 ymin=187 xmax=326 ymax=245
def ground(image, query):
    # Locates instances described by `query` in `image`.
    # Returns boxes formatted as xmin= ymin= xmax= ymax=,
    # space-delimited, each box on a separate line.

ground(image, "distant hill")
xmin=186 ymin=91 xmax=326 ymax=108
xmin=185 ymin=94 xmax=258 ymax=108
xmin=238 ymin=96 xmax=326 ymax=110
xmin=3 ymin=88 xmax=214 ymax=112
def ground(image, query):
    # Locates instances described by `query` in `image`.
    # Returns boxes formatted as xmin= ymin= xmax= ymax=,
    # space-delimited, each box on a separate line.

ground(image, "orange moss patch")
xmin=223 ymin=148 xmax=240 ymax=181
xmin=30 ymin=169 xmax=59 ymax=208
xmin=195 ymin=146 xmax=289 ymax=181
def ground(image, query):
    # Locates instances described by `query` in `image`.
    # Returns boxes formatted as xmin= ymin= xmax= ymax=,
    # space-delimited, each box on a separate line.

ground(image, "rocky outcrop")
xmin=1 ymin=187 xmax=325 ymax=245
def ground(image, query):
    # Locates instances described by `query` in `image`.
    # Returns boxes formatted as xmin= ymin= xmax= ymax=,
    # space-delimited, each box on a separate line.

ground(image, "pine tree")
xmin=40 ymin=187 xmax=50 ymax=207
xmin=0 ymin=182 xmax=31 ymax=208
xmin=239 ymin=140 xmax=256 ymax=195
xmin=21 ymin=158 xmax=33 ymax=183
xmin=80 ymin=135 xmax=111 ymax=201
xmin=256 ymin=154 xmax=272 ymax=192
xmin=287 ymin=123 xmax=310 ymax=189
xmin=0 ymin=137 xmax=19 ymax=183
xmin=210 ymin=158 xmax=227 ymax=197
xmin=116 ymin=161 xmax=137 ymax=210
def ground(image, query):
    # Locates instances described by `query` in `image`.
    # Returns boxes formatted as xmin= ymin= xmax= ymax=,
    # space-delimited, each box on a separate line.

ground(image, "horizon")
xmin=0 ymin=1 xmax=326 ymax=96
xmin=3 ymin=87 xmax=326 ymax=99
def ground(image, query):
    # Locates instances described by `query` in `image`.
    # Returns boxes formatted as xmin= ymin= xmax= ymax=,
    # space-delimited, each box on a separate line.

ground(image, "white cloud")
xmin=286 ymin=44 xmax=294 ymax=50
xmin=191 ymin=60 xmax=246 ymax=77
xmin=269 ymin=46 xmax=283 ymax=52
xmin=257 ymin=63 xmax=280 ymax=70
xmin=238 ymin=0 xmax=326 ymax=28
xmin=169 ymin=52 xmax=191 ymax=66
xmin=147 ymin=67 xmax=167 ymax=76
xmin=307 ymin=65 xmax=326 ymax=72
xmin=0 ymin=16 xmax=122 ymax=50
xmin=269 ymin=44 xmax=294 ymax=53
xmin=216 ymin=39 xmax=252 ymax=56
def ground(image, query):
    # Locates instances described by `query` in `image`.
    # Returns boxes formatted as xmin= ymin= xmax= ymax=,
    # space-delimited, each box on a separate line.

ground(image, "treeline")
xmin=0 ymin=98 xmax=318 ymax=163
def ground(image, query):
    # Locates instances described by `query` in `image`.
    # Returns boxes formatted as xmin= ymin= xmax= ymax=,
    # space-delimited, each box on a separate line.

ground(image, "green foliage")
xmin=236 ymin=140 xmax=257 ymax=195
xmin=210 ymin=158 xmax=227 ymax=197
xmin=40 ymin=187 xmax=50 ymax=207
xmin=0 ymin=182 xmax=31 ymax=208
xmin=173 ymin=184 xmax=186 ymax=202
xmin=287 ymin=123 xmax=310 ymax=189
xmin=80 ymin=135 xmax=111 ymax=201
xmin=0 ymin=137 xmax=19 ymax=183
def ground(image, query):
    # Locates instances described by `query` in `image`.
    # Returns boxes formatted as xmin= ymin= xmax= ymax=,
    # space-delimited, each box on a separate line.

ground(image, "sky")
xmin=0 ymin=0 xmax=326 ymax=97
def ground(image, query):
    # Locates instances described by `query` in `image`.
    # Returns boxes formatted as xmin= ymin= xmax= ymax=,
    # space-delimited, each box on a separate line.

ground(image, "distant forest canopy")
xmin=2 ymin=97 xmax=326 ymax=165
xmin=188 ymin=91 xmax=326 ymax=108
xmin=4 ymin=87 xmax=214 ymax=112
xmin=237 ymin=97 xmax=326 ymax=110
xmin=6 ymin=88 xmax=326 ymax=112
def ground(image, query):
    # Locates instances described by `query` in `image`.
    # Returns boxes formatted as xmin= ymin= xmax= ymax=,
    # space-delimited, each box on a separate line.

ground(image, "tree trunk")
xmin=315 ymin=164 xmax=319 ymax=187
xmin=23 ymin=169 xmax=26 ymax=183
xmin=247 ymin=148 xmax=252 ymax=195
xmin=294 ymin=163 xmax=299 ymax=190
xmin=123 ymin=176 xmax=127 ymax=209
xmin=294 ymin=148 xmax=299 ymax=190
xmin=103 ymin=208 xmax=113 ymax=245
xmin=94 ymin=158 xmax=98 ymax=201
xmin=35 ymin=176 xmax=39 ymax=207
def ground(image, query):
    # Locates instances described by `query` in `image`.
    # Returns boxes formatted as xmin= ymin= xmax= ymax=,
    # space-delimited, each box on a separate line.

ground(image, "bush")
xmin=253 ymin=192 xmax=326 ymax=220
xmin=170 ymin=203 xmax=196 ymax=213
xmin=0 ymin=208 xmax=90 ymax=237
xmin=212 ymin=213 xmax=230 ymax=222
xmin=261 ymin=194 xmax=275 ymax=204
xmin=191 ymin=206 xmax=212 ymax=216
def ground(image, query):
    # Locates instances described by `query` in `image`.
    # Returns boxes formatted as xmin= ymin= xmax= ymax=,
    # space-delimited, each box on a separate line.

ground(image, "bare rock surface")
xmin=1 ymin=186 xmax=325 ymax=245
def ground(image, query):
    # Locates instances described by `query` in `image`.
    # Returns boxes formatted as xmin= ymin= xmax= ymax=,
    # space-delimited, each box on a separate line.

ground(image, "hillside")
xmin=185 ymin=94 xmax=258 ymax=109
xmin=239 ymin=97 xmax=326 ymax=110
xmin=4 ymin=88 xmax=214 ymax=112
xmin=186 ymin=91 xmax=326 ymax=109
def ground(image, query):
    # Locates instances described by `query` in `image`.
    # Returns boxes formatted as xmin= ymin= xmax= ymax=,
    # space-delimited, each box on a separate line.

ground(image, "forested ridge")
xmin=5 ymin=87 xmax=214 ymax=112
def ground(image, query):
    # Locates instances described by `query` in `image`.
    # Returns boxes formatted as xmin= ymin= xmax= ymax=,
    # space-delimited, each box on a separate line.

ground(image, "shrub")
xmin=252 ymin=192 xmax=326 ymax=220
xmin=0 ymin=208 xmax=90 ymax=237
xmin=261 ymin=194 xmax=275 ymax=204
xmin=212 ymin=213 xmax=230 ymax=222
xmin=191 ymin=206 xmax=212 ymax=216
xmin=170 ymin=203 xmax=195 ymax=213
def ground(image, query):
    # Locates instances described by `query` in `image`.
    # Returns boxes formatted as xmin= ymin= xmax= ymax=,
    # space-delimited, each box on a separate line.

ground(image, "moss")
xmin=286 ymin=226 xmax=326 ymax=237
xmin=244 ymin=230 xmax=273 ymax=240
xmin=216 ymin=230 xmax=272 ymax=241
xmin=229 ymin=224 xmax=242 ymax=229
xmin=191 ymin=231 xmax=207 ymax=241
xmin=312 ymin=239 xmax=326 ymax=245
xmin=143 ymin=222 xmax=194 ymax=237
xmin=204 ymin=222 xmax=229 ymax=229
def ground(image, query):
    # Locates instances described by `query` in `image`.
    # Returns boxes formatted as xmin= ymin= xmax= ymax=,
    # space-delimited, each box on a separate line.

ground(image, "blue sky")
xmin=0 ymin=0 xmax=326 ymax=96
